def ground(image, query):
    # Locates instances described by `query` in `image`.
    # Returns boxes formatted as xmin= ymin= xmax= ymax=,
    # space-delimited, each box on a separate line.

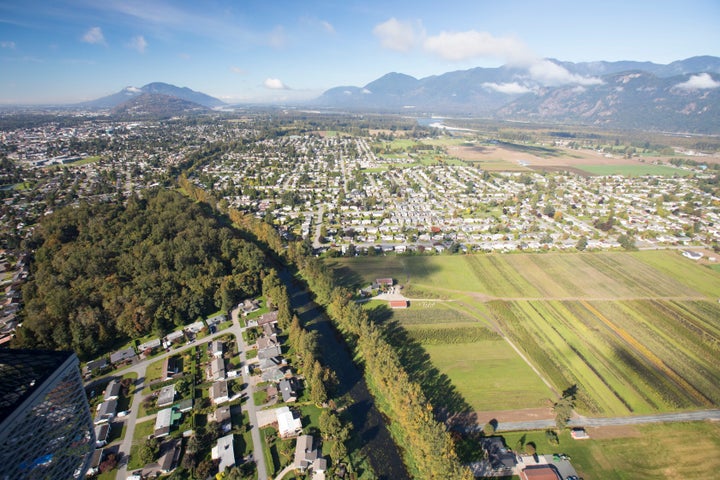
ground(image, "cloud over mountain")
xmin=675 ymin=73 xmax=720 ymax=90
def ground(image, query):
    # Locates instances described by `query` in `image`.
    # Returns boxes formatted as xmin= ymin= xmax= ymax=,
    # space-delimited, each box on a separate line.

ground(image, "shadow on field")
xmin=365 ymin=303 xmax=477 ymax=427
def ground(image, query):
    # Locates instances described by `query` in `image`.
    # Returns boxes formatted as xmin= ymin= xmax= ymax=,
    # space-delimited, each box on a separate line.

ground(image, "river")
xmin=280 ymin=269 xmax=410 ymax=480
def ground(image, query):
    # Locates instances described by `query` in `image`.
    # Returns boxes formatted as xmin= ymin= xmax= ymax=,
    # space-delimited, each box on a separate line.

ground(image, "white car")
xmin=117 ymin=410 xmax=130 ymax=417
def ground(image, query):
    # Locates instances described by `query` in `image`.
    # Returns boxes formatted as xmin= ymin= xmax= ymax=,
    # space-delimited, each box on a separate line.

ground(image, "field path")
xmin=472 ymin=408 xmax=720 ymax=433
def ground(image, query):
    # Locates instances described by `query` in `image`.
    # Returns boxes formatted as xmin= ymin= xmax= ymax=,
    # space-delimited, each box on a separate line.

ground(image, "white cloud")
xmin=675 ymin=73 xmax=720 ymax=90
xmin=129 ymin=35 xmax=147 ymax=53
xmin=82 ymin=27 xmax=106 ymax=45
xmin=528 ymin=59 xmax=603 ymax=86
xmin=264 ymin=78 xmax=289 ymax=90
xmin=321 ymin=21 xmax=335 ymax=34
xmin=230 ymin=66 xmax=246 ymax=74
xmin=482 ymin=82 xmax=532 ymax=94
xmin=423 ymin=30 xmax=532 ymax=62
xmin=1 ymin=41 xmax=16 ymax=49
xmin=373 ymin=18 xmax=424 ymax=52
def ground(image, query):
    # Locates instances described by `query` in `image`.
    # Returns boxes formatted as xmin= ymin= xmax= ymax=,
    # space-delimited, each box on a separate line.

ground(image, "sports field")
xmin=327 ymin=250 xmax=720 ymax=416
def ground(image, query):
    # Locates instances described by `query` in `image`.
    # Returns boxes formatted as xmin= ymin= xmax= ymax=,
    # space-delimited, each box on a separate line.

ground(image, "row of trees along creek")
xmin=179 ymin=179 xmax=466 ymax=476
xmin=300 ymin=257 xmax=473 ymax=479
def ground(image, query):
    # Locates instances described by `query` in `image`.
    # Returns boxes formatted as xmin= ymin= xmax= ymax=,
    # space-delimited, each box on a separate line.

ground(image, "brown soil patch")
xmin=585 ymin=424 xmax=642 ymax=439
xmin=473 ymin=407 xmax=554 ymax=425
xmin=449 ymin=144 xmax=691 ymax=169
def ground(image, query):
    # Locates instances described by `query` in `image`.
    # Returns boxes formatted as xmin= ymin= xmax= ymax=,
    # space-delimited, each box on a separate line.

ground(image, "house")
xmin=258 ymin=344 xmax=282 ymax=360
xmin=94 ymin=399 xmax=117 ymax=425
xmin=94 ymin=423 xmax=110 ymax=448
xmin=210 ymin=380 xmax=230 ymax=405
xmin=138 ymin=338 xmax=161 ymax=353
xmin=143 ymin=438 xmax=182 ymax=476
xmin=262 ymin=322 xmax=279 ymax=337
xmin=154 ymin=407 xmax=182 ymax=438
xmin=520 ymin=465 xmax=561 ymax=480
xmin=104 ymin=379 xmax=121 ymax=401
xmin=210 ymin=357 xmax=226 ymax=381
xmin=257 ymin=310 xmax=279 ymax=326
xmin=86 ymin=448 xmax=104 ymax=476
xmin=682 ymin=250 xmax=703 ymax=260
xmin=376 ymin=278 xmax=393 ymax=287
xmin=389 ymin=300 xmax=408 ymax=309
xmin=571 ymin=428 xmax=589 ymax=440
xmin=206 ymin=314 xmax=226 ymax=328
xmin=211 ymin=405 xmax=232 ymax=433
xmin=276 ymin=406 xmax=302 ymax=438
xmin=294 ymin=435 xmax=318 ymax=471
xmin=163 ymin=330 xmax=185 ymax=348
xmin=157 ymin=384 xmax=176 ymax=408
xmin=110 ymin=347 xmax=136 ymax=365
xmin=210 ymin=340 xmax=224 ymax=358
xmin=256 ymin=336 xmax=278 ymax=350
xmin=184 ymin=321 xmax=205 ymax=334
xmin=279 ymin=378 xmax=298 ymax=403
xmin=261 ymin=367 xmax=286 ymax=383
xmin=240 ymin=298 xmax=260 ymax=315
xmin=211 ymin=434 xmax=236 ymax=472
xmin=84 ymin=358 xmax=108 ymax=376
xmin=481 ymin=436 xmax=517 ymax=472
xmin=163 ymin=356 xmax=181 ymax=380
xmin=175 ymin=398 xmax=193 ymax=413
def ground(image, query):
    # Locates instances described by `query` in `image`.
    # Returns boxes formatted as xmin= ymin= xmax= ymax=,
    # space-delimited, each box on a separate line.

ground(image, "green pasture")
xmin=500 ymin=421 xmax=720 ymax=480
xmin=328 ymin=250 xmax=720 ymax=300
xmin=422 ymin=338 xmax=552 ymax=411
xmin=577 ymin=164 xmax=691 ymax=177
xmin=328 ymin=251 xmax=720 ymax=418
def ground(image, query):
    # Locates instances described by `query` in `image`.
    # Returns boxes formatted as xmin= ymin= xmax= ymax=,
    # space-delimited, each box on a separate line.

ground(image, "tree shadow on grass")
xmin=365 ymin=303 xmax=477 ymax=427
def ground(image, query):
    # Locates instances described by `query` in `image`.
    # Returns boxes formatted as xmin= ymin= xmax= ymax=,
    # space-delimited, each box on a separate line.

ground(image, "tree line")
xmin=299 ymin=256 xmax=472 ymax=479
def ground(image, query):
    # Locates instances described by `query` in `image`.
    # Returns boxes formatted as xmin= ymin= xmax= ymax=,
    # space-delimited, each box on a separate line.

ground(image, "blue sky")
xmin=1 ymin=0 xmax=719 ymax=104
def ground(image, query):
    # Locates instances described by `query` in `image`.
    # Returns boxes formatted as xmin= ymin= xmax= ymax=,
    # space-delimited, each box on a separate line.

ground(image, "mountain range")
xmin=79 ymin=57 xmax=720 ymax=133
xmin=314 ymin=56 xmax=720 ymax=133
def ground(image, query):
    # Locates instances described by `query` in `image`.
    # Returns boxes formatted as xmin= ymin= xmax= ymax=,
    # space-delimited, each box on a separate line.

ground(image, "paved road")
xmin=231 ymin=306 xmax=268 ymax=480
xmin=312 ymin=205 xmax=324 ymax=249
xmin=465 ymin=409 xmax=720 ymax=433
xmin=98 ymin=312 xmax=267 ymax=479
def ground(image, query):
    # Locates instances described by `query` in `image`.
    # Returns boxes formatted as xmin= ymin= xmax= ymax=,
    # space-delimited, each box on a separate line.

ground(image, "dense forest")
xmin=16 ymin=189 xmax=266 ymax=359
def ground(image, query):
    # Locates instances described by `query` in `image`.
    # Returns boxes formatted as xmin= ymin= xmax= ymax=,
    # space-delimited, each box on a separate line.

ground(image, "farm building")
xmin=376 ymin=278 xmax=393 ymax=286
xmin=389 ymin=300 xmax=408 ymax=309
xmin=520 ymin=465 xmax=561 ymax=480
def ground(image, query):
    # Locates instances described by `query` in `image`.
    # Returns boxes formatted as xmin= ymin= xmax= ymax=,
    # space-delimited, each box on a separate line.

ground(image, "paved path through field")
xmin=469 ymin=409 xmax=720 ymax=432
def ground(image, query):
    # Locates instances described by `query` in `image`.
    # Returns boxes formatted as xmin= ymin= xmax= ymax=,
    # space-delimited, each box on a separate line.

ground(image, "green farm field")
xmin=577 ymin=164 xmax=691 ymax=177
xmin=327 ymin=251 xmax=720 ymax=416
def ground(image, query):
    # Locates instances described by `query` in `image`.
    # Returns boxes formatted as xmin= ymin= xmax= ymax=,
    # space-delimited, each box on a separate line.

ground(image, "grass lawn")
xmin=500 ymin=421 xmax=720 ymax=480
xmin=422 ymin=339 xmax=553 ymax=411
xmin=577 ymin=164 xmax=692 ymax=177
xmin=142 ymin=358 xmax=166 ymax=393
xmin=127 ymin=419 xmax=155 ymax=470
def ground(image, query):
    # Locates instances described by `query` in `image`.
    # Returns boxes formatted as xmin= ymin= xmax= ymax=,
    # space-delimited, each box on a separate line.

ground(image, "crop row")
xmin=404 ymin=324 xmax=500 ymax=344
xmin=489 ymin=296 xmax=720 ymax=415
